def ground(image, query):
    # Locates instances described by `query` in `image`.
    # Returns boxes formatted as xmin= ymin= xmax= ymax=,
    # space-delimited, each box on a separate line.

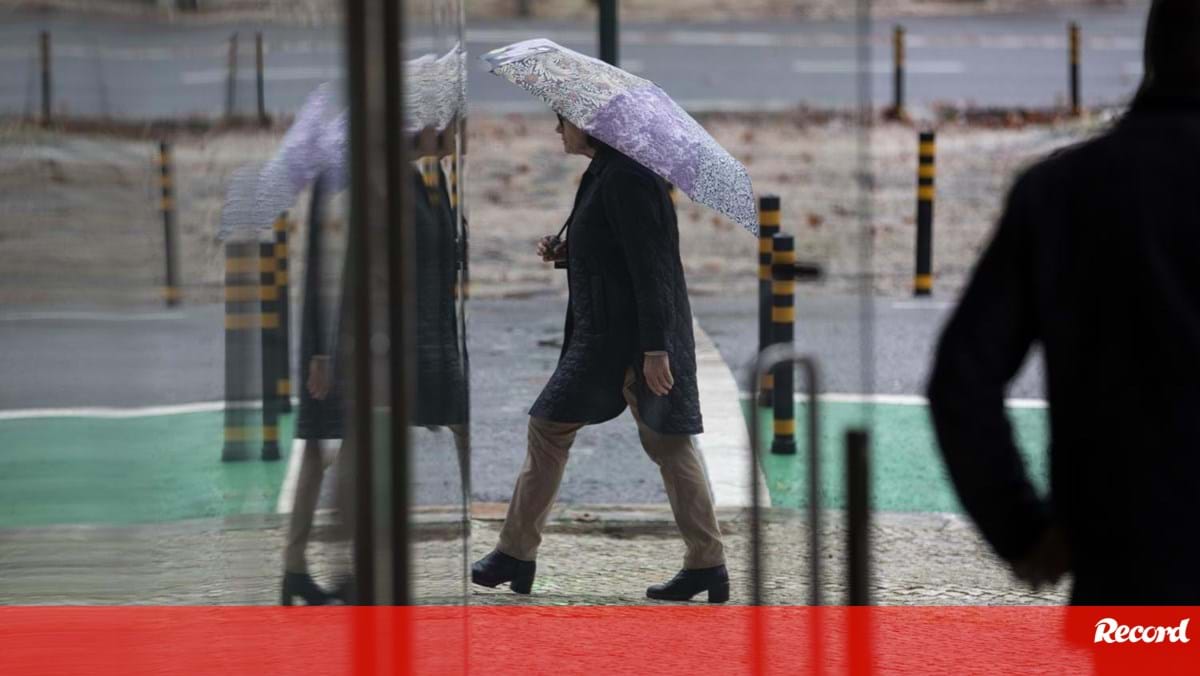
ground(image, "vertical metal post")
xmin=259 ymin=232 xmax=282 ymax=462
xmin=222 ymin=241 xmax=258 ymax=462
xmin=274 ymin=216 xmax=291 ymax=414
xmin=846 ymin=429 xmax=871 ymax=604
xmin=346 ymin=0 xmax=413 ymax=610
xmin=39 ymin=31 xmax=51 ymax=126
xmin=1069 ymin=22 xmax=1081 ymax=117
xmin=914 ymin=130 xmax=935 ymax=297
xmin=892 ymin=26 xmax=906 ymax=118
xmin=598 ymin=0 xmax=618 ymax=66
xmin=757 ymin=195 xmax=780 ymax=407
xmin=225 ymin=32 xmax=239 ymax=120
xmin=158 ymin=141 xmax=180 ymax=306
xmin=255 ymin=32 xmax=267 ymax=126
xmin=847 ymin=428 xmax=872 ymax=675
xmin=770 ymin=236 xmax=797 ymax=455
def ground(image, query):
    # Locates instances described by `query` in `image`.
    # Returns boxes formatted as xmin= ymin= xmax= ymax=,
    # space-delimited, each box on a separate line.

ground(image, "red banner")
xmin=1 ymin=606 xmax=1195 ymax=675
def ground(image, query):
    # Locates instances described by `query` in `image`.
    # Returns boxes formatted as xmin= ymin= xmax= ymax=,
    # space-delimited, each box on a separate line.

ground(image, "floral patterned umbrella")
xmin=481 ymin=39 xmax=758 ymax=234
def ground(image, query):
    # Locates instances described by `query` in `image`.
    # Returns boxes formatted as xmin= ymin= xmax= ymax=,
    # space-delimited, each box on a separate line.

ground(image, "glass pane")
xmin=405 ymin=0 xmax=471 ymax=605
xmin=0 ymin=4 xmax=358 ymax=607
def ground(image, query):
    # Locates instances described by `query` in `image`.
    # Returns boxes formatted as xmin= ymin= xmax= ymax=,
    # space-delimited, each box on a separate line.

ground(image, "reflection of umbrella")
xmin=221 ymin=44 xmax=467 ymax=240
xmin=481 ymin=38 xmax=758 ymax=234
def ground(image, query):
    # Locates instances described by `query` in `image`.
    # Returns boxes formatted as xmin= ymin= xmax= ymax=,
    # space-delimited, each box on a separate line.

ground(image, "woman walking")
xmin=471 ymin=115 xmax=729 ymax=603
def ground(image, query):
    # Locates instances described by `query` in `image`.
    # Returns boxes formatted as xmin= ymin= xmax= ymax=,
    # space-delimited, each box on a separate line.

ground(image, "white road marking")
xmin=182 ymin=65 xmax=343 ymax=85
xmin=0 ymin=311 xmax=186 ymax=322
xmin=694 ymin=321 xmax=770 ymax=508
xmin=793 ymin=59 xmax=966 ymax=75
xmin=0 ymin=400 xmax=266 ymax=420
xmin=890 ymin=300 xmax=956 ymax=311
xmin=737 ymin=391 xmax=1048 ymax=409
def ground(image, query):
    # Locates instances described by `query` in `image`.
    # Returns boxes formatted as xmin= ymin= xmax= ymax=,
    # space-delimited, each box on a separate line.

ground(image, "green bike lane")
xmin=748 ymin=398 xmax=1050 ymax=513
xmin=0 ymin=410 xmax=293 ymax=529
xmin=0 ymin=397 xmax=1047 ymax=529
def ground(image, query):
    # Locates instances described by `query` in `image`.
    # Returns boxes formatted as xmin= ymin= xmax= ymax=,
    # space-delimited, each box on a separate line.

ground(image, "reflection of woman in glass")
xmin=472 ymin=115 xmax=728 ymax=602
xmin=281 ymin=175 xmax=342 ymax=605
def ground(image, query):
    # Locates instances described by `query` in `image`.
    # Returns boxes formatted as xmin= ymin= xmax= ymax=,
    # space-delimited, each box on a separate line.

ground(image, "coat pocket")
xmin=589 ymin=274 xmax=609 ymax=333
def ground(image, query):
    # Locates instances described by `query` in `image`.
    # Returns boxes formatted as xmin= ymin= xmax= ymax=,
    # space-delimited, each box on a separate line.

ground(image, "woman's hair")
xmin=557 ymin=113 xmax=614 ymax=153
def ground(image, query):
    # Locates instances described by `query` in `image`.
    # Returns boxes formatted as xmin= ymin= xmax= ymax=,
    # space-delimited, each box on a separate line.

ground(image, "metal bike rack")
xmin=748 ymin=343 xmax=823 ymax=608
xmin=747 ymin=345 xmax=874 ymax=674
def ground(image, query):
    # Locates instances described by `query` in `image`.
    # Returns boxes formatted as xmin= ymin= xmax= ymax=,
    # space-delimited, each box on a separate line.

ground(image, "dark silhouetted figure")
xmin=928 ymin=0 xmax=1200 ymax=604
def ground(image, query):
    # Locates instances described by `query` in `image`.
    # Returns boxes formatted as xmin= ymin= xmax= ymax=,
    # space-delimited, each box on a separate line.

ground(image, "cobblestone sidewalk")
xmin=0 ymin=504 xmax=1067 ymax=605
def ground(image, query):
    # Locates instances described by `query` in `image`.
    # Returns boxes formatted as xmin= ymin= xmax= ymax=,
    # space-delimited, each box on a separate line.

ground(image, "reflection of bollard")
xmin=1069 ymin=22 xmax=1081 ymax=117
xmin=914 ymin=130 xmax=936 ymax=297
xmin=273 ymin=215 xmax=292 ymax=414
xmin=667 ymin=183 xmax=677 ymax=206
xmin=225 ymin=32 xmax=239 ymax=121
xmin=259 ymin=229 xmax=282 ymax=462
xmin=892 ymin=26 xmax=906 ymax=119
xmin=222 ymin=241 xmax=259 ymax=462
xmin=757 ymin=195 xmax=781 ymax=407
xmin=447 ymin=157 xmax=459 ymax=212
xmin=39 ymin=31 xmax=52 ymax=126
xmin=255 ymin=32 xmax=267 ymax=126
xmin=421 ymin=157 xmax=439 ymax=206
xmin=770 ymin=235 xmax=797 ymax=455
xmin=158 ymin=141 xmax=180 ymax=306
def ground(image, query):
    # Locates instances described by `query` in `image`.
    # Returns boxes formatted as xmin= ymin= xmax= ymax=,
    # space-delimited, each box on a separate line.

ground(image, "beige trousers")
xmin=497 ymin=369 xmax=725 ymax=569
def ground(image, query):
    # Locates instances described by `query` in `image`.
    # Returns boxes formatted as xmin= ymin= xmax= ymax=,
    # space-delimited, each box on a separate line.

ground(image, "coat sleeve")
xmin=926 ymin=171 xmax=1050 ymax=564
xmin=603 ymin=168 xmax=672 ymax=353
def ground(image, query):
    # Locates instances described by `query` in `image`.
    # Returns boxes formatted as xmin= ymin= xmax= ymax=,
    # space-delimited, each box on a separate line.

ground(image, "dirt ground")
xmin=0 ymin=111 xmax=1112 ymax=307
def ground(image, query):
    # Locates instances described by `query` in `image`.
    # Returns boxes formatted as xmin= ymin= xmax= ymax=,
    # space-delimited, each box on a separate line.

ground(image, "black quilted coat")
xmin=529 ymin=145 xmax=702 ymax=435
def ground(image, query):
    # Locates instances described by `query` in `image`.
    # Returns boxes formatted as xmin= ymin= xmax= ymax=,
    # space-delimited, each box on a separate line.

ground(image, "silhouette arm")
xmin=927 ymin=174 xmax=1049 ymax=563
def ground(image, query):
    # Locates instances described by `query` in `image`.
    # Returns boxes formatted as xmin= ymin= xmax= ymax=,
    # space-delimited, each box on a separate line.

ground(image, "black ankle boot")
xmin=281 ymin=572 xmax=332 ymax=606
xmin=646 ymin=565 xmax=730 ymax=603
xmin=471 ymin=550 xmax=536 ymax=594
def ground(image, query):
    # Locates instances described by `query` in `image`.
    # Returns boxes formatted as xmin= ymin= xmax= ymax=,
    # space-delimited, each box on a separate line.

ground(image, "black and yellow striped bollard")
xmin=914 ymin=131 xmax=936 ymax=297
xmin=757 ymin=195 xmax=781 ymax=407
xmin=272 ymin=215 xmax=292 ymax=414
xmin=1069 ymin=22 xmax=1082 ymax=117
xmin=222 ymin=241 xmax=260 ymax=462
xmin=770 ymin=234 xmax=797 ymax=455
xmin=893 ymin=25 xmax=906 ymax=119
xmin=259 ymin=221 xmax=284 ymax=462
xmin=158 ymin=141 xmax=180 ymax=307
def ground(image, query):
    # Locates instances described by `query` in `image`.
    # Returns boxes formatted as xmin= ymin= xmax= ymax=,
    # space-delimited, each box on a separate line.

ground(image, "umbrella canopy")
xmin=481 ymin=39 xmax=758 ymax=234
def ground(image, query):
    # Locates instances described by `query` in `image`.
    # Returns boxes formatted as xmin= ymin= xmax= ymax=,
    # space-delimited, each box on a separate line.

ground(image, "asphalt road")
xmin=0 ymin=294 xmax=1041 ymax=508
xmin=0 ymin=6 xmax=1148 ymax=119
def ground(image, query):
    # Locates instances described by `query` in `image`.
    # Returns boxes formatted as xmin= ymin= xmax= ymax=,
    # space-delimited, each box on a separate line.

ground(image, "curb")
xmin=692 ymin=320 xmax=770 ymax=508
